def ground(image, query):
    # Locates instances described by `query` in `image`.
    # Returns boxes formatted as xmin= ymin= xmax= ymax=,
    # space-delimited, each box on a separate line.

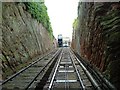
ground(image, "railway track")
xmin=73 ymin=51 xmax=117 ymax=90
xmin=1 ymin=47 xmax=116 ymax=90
xmin=36 ymin=47 xmax=116 ymax=90
xmin=1 ymin=48 xmax=62 ymax=90
xmin=40 ymin=48 xmax=93 ymax=90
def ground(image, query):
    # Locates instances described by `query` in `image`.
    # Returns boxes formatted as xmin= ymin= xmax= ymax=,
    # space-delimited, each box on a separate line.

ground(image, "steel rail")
xmin=1 ymin=49 xmax=58 ymax=85
xmin=97 ymin=71 xmax=116 ymax=90
xmin=25 ymin=49 xmax=61 ymax=90
xmin=72 ymin=49 xmax=116 ymax=90
xmin=69 ymin=52 xmax=85 ymax=90
xmin=48 ymin=49 xmax=63 ymax=90
xmin=70 ymin=50 xmax=102 ymax=90
xmin=88 ymin=65 xmax=116 ymax=90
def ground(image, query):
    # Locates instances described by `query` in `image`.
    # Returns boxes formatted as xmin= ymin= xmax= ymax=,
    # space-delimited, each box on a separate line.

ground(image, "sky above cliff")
xmin=45 ymin=0 xmax=79 ymax=40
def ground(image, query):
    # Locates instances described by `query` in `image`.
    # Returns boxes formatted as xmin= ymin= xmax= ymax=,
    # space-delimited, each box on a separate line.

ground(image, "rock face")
xmin=1 ymin=2 xmax=56 ymax=77
xmin=72 ymin=2 xmax=120 ymax=89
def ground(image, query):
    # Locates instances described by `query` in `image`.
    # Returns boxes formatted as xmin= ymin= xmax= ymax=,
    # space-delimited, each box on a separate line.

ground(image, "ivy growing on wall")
xmin=25 ymin=2 xmax=53 ymax=39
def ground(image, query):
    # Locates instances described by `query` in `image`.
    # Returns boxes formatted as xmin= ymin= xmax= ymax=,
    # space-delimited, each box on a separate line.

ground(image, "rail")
xmin=48 ymin=48 xmax=90 ymax=90
xmin=48 ymin=49 xmax=63 ymax=90
xmin=2 ymin=49 xmax=57 ymax=85
xmin=71 ymin=49 xmax=117 ymax=90
xmin=70 ymin=52 xmax=85 ymax=90
xmin=25 ymin=49 xmax=61 ymax=90
xmin=1 ymin=48 xmax=61 ymax=90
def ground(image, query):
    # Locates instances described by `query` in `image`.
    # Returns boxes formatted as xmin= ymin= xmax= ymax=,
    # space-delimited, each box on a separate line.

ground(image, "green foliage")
xmin=73 ymin=17 xmax=78 ymax=30
xmin=25 ymin=2 xmax=53 ymax=38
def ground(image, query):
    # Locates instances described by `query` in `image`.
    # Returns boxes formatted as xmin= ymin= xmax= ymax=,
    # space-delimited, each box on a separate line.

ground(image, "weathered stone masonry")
xmin=72 ymin=2 xmax=120 ymax=89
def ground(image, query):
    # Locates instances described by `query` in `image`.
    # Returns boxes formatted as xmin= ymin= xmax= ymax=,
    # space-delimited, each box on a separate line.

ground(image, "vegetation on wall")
xmin=73 ymin=17 xmax=78 ymax=30
xmin=25 ymin=2 xmax=53 ymax=39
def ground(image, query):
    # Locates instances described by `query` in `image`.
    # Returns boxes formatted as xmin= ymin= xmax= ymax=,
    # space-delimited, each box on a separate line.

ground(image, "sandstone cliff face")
xmin=72 ymin=2 xmax=120 ymax=89
xmin=1 ymin=2 xmax=56 ymax=78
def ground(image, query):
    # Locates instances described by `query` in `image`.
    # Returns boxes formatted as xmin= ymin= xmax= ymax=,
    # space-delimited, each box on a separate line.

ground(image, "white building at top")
xmin=58 ymin=34 xmax=63 ymax=39
xmin=63 ymin=37 xmax=70 ymax=47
